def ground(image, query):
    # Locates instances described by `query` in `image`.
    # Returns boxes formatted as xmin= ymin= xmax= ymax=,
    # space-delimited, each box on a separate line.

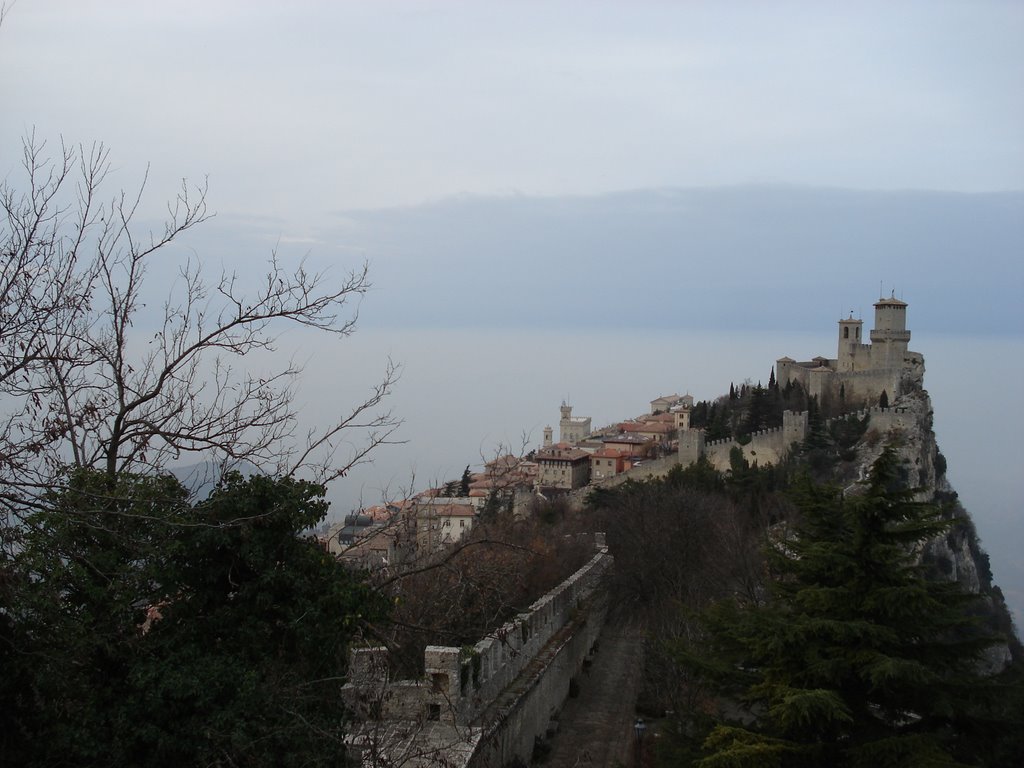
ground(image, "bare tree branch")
xmin=1 ymin=134 xmax=398 ymax=518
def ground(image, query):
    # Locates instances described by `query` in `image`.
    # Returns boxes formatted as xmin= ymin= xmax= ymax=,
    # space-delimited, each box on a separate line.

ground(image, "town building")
xmin=415 ymin=502 xmax=476 ymax=553
xmin=589 ymin=448 xmax=626 ymax=481
xmin=535 ymin=443 xmax=592 ymax=489
xmin=650 ymin=393 xmax=693 ymax=414
xmin=557 ymin=403 xmax=591 ymax=445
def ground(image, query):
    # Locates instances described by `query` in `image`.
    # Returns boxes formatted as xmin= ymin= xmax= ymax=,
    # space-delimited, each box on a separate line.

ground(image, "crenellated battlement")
xmin=778 ymin=294 xmax=921 ymax=404
xmin=342 ymin=536 xmax=612 ymax=765
xmin=681 ymin=404 xmax=917 ymax=473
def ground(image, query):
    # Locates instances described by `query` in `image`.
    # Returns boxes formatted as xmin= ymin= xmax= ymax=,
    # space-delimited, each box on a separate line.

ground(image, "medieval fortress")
xmin=547 ymin=293 xmax=924 ymax=478
xmin=338 ymin=294 xmax=928 ymax=766
xmin=681 ymin=293 xmax=923 ymax=470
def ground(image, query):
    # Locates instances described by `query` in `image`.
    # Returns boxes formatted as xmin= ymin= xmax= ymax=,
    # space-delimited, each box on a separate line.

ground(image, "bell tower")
xmin=837 ymin=312 xmax=864 ymax=372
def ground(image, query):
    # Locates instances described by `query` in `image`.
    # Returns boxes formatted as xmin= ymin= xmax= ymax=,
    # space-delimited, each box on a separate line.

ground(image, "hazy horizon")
xmin=3 ymin=1 xmax=1021 ymax=629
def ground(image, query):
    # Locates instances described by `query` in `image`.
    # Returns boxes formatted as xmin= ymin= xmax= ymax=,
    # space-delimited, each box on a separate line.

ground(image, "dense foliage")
xmin=1 ymin=471 xmax=387 ymax=767
xmin=383 ymin=498 xmax=593 ymax=678
xmin=667 ymin=448 xmax=1020 ymax=767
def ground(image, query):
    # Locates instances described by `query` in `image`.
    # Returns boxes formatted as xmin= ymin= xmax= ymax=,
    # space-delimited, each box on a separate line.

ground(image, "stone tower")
xmin=558 ymin=402 xmax=591 ymax=445
xmin=674 ymin=404 xmax=691 ymax=432
xmin=870 ymin=294 xmax=910 ymax=370
xmin=837 ymin=312 xmax=864 ymax=372
xmin=542 ymin=425 xmax=553 ymax=448
xmin=678 ymin=428 xmax=705 ymax=467
xmin=782 ymin=410 xmax=808 ymax=446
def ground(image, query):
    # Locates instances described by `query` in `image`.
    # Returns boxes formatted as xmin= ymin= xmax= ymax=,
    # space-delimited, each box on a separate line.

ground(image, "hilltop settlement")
xmin=330 ymin=293 xmax=1020 ymax=768
xmin=323 ymin=292 xmax=923 ymax=564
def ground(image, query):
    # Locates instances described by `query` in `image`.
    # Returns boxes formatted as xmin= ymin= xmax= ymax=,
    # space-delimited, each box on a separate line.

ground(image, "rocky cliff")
xmin=849 ymin=386 xmax=1017 ymax=671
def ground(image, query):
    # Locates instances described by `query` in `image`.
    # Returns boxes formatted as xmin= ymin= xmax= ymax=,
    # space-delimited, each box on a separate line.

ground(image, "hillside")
xmin=585 ymin=381 xmax=1022 ymax=766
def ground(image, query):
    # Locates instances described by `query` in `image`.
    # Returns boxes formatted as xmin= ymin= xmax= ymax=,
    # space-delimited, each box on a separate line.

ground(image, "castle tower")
xmin=870 ymin=294 xmax=910 ymax=370
xmin=542 ymin=425 xmax=553 ymax=448
xmin=837 ymin=312 xmax=864 ymax=372
xmin=674 ymin=404 xmax=692 ymax=432
xmin=678 ymin=428 xmax=705 ymax=467
xmin=558 ymin=402 xmax=591 ymax=445
xmin=782 ymin=410 xmax=808 ymax=447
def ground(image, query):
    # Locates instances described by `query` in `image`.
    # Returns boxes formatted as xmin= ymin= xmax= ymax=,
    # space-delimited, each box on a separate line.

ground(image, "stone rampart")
xmin=704 ymin=425 xmax=788 ymax=470
xmin=465 ymin=543 xmax=610 ymax=722
xmin=826 ymin=405 xmax=913 ymax=434
xmin=343 ymin=537 xmax=613 ymax=766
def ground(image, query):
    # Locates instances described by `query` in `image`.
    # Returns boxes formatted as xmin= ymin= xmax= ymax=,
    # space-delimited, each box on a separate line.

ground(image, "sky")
xmin=2 ymin=2 xmax=1023 ymax=622
xmin=3 ymin=1 xmax=1023 ymax=218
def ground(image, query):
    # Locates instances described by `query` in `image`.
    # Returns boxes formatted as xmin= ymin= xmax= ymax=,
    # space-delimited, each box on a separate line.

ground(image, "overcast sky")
xmin=3 ymin=1 xmax=1022 ymax=221
xmin=3 ymin=2 xmax=1023 ymax=624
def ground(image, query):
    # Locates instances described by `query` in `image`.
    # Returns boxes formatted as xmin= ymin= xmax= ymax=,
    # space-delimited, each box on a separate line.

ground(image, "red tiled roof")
xmin=536 ymin=445 xmax=590 ymax=461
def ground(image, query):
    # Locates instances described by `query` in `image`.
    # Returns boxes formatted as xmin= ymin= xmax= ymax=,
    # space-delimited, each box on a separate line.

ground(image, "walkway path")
xmin=542 ymin=615 xmax=644 ymax=767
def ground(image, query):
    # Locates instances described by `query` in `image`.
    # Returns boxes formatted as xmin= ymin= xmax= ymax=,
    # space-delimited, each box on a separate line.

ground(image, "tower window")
xmin=844 ymin=327 xmax=849 ymax=339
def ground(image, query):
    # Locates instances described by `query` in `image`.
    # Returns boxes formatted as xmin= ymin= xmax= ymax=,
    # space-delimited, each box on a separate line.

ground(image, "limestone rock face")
xmin=851 ymin=388 xmax=1014 ymax=672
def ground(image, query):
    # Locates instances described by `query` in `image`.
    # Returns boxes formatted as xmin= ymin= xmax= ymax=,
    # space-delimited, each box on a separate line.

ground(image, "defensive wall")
xmin=343 ymin=536 xmax=613 ymax=767
xmin=564 ymin=406 xmax=916 ymax=499
xmin=778 ymin=351 xmax=924 ymax=406
xmin=700 ymin=405 xmax=913 ymax=471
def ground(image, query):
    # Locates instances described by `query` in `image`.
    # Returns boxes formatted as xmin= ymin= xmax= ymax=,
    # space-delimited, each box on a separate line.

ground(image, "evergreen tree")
xmin=460 ymin=465 xmax=472 ymax=497
xmin=675 ymin=447 xmax=1005 ymax=767
xmin=743 ymin=386 xmax=772 ymax=436
xmin=3 ymin=470 xmax=387 ymax=767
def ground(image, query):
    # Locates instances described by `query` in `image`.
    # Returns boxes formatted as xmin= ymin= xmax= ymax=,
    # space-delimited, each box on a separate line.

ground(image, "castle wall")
xmin=468 ymin=545 xmax=610 ymax=721
xmin=343 ymin=541 xmax=613 ymax=767
xmin=778 ymin=361 xmax=916 ymax=408
xmin=704 ymin=425 xmax=793 ymax=471
xmin=678 ymin=429 xmax=705 ymax=467
xmin=681 ymin=411 xmax=808 ymax=472
xmin=471 ymin=587 xmax=606 ymax=768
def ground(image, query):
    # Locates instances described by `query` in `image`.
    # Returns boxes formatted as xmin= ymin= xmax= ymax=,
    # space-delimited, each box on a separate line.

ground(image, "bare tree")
xmin=1 ymin=134 xmax=399 ymax=520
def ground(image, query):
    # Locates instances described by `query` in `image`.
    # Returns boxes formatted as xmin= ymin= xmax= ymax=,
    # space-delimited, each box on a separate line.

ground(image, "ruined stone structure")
xmin=776 ymin=294 xmax=924 ymax=407
xmin=343 ymin=537 xmax=612 ymax=767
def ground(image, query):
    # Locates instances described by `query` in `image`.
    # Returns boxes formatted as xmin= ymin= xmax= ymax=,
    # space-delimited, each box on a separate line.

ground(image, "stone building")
xmin=678 ymin=293 xmax=924 ymax=472
xmin=535 ymin=443 xmax=592 ymax=489
xmin=589 ymin=448 xmax=626 ymax=481
xmin=415 ymin=502 xmax=476 ymax=553
xmin=776 ymin=293 xmax=924 ymax=407
xmin=557 ymin=402 xmax=591 ymax=445
xmin=650 ymin=393 xmax=693 ymax=414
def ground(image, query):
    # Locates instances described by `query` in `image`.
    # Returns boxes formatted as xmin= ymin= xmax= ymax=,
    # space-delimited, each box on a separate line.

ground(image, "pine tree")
xmin=678 ymin=447 xmax=1003 ymax=767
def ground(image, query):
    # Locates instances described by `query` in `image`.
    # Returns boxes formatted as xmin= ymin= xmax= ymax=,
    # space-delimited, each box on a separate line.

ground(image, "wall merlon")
xmin=344 ymin=540 xmax=612 ymax=744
